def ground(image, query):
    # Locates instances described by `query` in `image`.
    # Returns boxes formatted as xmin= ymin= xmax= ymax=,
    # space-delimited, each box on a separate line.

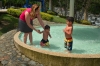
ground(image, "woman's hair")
xmin=30 ymin=4 xmax=39 ymax=18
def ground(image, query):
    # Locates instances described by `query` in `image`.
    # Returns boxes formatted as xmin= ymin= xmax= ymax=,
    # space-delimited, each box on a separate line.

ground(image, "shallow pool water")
xmin=19 ymin=24 xmax=100 ymax=54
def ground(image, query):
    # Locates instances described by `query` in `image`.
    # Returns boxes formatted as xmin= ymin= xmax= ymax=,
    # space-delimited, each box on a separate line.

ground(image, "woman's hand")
xmin=36 ymin=30 xmax=41 ymax=34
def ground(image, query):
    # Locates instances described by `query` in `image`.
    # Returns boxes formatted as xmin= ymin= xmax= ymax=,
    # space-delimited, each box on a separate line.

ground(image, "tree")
xmin=83 ymin=0 xmax=91 ymax=20
xmin=89 ymin=0 xmax=100 ymax=15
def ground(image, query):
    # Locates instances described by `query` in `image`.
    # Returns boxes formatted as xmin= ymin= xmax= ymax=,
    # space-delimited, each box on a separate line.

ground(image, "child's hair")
xmin=44 ymin=25 xmax=50 ymax=29
xmin=67 ymin=17 xmax=74 ymax=23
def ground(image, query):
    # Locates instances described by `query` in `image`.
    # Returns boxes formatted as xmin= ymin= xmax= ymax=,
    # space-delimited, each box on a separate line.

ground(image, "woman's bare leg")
xmin=24 ymin=33 xmax=28 ymax=44
xmin=29 ymin=32 xmax=33 ymax=44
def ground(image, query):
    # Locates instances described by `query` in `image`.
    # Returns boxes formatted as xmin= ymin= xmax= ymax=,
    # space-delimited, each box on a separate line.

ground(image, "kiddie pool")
xmin=14 ymin=24 xmax=100 ymax=66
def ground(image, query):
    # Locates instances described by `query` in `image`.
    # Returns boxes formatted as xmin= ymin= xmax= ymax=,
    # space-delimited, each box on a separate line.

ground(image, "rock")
xmin=16 ymin=50 xmax=20 ymax=53
xmin=13 ymin=48 xmax=17 ymax=51
xmin=1 ymin=60 xmax=8 ymax=65
xmin=23 ymin=57 xmax=30 ymax=62
xmin=18 ymin=53 xmax=21 ymax=56
xmin=7 ymin=52 xmax=12 ymax=55
xmin=0 ymin=53 xmax=5 ymax=57
xmin=22 ymin=55 xmax=25 ymax=58
xmin=12 ymin=51 xmax=17 ymax=57
xmin=6 ymin=60 xmax=16 ymax=66
xmin=28 ymin=60 xmax=36 ymax=66
xmin=11 ymin=43 xmax=14 ymax=46
xmin=5 ymin=45 xmax=9 ymax=47
xmin=20 ymin=64 xmax=27 ymax=66
xmin=39 ymin=64 xmax=44 ymax=66
xmin=17 ymin=57 xmax=23 ymax=61
xmin=17 ymin=55 xmax=21 ymax=57
xmin=12 ymin=46 xmax=15 ymax=48
xmin=0 ymin=35 xmax=5 ymax=40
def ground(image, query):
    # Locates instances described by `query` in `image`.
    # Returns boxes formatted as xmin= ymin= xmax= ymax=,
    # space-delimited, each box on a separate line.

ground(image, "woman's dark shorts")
xmin=18 ymin=19 xmax=33 ymax=33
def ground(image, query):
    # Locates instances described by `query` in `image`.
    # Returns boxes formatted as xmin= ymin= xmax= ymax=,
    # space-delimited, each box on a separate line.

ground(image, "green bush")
xmin=19 ymin=8 xmax=26 ymax=11
xmin=7 ymin=8 xmax=22 ymax=17
xmin=7 ymin=8 xmax=53 ymax=21
xmin=81 ymin=20 xmax=91 ymax=25
xmin=47 ymin=10 xmax=58 ymax=15
xmin=40 ymin=12 xmax=53 ymax=21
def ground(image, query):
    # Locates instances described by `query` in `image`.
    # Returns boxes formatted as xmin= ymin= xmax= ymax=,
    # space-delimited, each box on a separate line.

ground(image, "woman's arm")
xmin=25 ymin=11 xmax=39 ymax=32
xmin=37 ymin=13 xmax=45 ymax=29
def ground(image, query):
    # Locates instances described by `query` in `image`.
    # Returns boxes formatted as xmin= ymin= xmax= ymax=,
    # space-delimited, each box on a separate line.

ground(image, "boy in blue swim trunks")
xmin=40 ymin=25 xmax=52 ymax=46
xmin=63 ymin=17 xmax=74 ymax=53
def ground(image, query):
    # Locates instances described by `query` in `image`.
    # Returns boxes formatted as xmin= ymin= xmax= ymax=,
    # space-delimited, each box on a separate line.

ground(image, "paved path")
xmin=0 ymin=29 xmax=43 ymax=66
xmin=0 ymin=9 xmax=7 ymax=13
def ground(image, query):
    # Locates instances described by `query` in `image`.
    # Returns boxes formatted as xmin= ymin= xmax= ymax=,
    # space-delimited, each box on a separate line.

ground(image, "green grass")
xmin=52 ymin=16 xmax=66 ymax=23
xmin=0 ymin=14 xmax=18 ymax=36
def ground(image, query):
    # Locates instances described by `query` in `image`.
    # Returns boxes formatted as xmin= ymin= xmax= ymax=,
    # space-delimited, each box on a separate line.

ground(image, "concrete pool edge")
xmin=14 ymin=31 xmax=100 ymax=66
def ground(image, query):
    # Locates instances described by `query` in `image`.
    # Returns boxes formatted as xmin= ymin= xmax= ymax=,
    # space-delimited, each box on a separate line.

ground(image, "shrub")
xmin=40 ymin=12 xmax=53 ymax=21
xmin=7 ymin=8 xmax=22 ymax=17
xmin=7 ymin=8 xmax=53 ymax=21
xmin=19 ymin=8 xmax=26 ymax=11
xmin=81 ymin=20 xmax=91 ymax=25
xmin=47 ymin=10 xmax=58 ymax=15
xmin=15 ymin=10 xmax=22 ymax=17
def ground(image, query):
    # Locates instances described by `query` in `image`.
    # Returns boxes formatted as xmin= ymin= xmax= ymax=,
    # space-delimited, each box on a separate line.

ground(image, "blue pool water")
xmin=19 ymin=24 xmax=100 ymax=54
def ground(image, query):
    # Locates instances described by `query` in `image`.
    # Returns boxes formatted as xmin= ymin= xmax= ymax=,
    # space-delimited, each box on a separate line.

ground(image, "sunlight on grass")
xmin=53 ymin=16 xmax=66 ymax=23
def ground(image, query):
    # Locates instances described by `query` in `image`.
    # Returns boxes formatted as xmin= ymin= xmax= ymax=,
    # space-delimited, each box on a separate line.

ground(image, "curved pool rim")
xmin=14 ymin=24 xmax=100 ymax=66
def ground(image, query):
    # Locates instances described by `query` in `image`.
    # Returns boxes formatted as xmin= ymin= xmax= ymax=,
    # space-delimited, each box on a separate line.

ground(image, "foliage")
xmin=0 ymin=14 xmax=18 ymax=36
xmin=40 ymin=12 xmax=53 ymax=21
xmin=7 ymin=8 xmax=22 ymax=17
xmin=58 ymin=15 xmax=66 ymax=19
xmin=7 ymin=8 xmax=53 ymax=21
xmin=81 ymin=20 xmax=91 ymax=25
xmin=47 ymin=10 xmax=58 ymax=15
xmin=89 ymin=2 xmax=100 ymax=14
xmin=53 ymin=16 xmax=66 ymax=23
xmin=19 ymin=8 xmax=26 ymax=11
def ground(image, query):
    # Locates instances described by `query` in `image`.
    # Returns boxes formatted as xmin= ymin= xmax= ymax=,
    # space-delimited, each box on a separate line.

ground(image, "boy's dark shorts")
xmin=40 ymin=39 xmax=49 ymax=46
xmin=64 ymin=38 xmax=73 ymax=51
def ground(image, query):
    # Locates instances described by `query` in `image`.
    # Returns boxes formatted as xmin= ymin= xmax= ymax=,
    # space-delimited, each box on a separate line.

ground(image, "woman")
xmin=19 ymin=4 xmax=44 ymax=44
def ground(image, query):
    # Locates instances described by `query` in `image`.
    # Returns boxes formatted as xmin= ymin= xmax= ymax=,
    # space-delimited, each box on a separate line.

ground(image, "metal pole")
xmin=69 ymin=0 xmax=75 ymax=17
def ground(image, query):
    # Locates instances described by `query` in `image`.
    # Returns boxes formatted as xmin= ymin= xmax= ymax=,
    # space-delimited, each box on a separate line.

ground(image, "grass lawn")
xmin=53 ymin=16 xmax=66 ymax=23
xmin=0 ymin=14 xmax=18 ymax=36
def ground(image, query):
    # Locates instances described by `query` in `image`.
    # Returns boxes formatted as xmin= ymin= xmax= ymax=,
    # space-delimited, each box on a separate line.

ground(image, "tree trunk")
xmin=83 ymin=0 xmax=91 ymax=20
xmin=84 ymin=8 xmax=88 ymax=20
